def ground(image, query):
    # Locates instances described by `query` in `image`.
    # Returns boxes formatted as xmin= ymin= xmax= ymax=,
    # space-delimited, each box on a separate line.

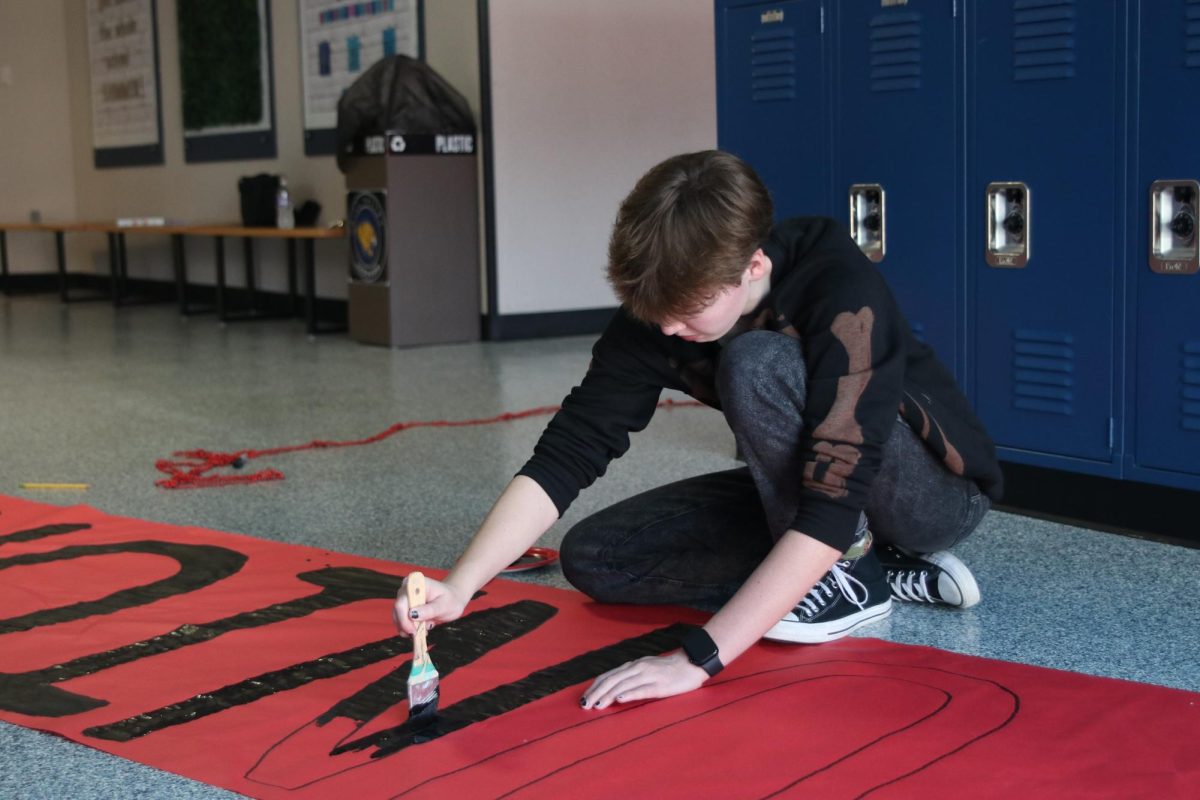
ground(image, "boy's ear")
xmin=747 ymin=248 xmax=771 ymax=280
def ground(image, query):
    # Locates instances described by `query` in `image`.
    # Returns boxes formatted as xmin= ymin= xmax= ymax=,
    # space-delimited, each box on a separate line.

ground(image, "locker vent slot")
xmin=910 ymin=321 xmax=926 ymax=344
xmin=1186 ymin=0 xmax=1200 ymax=69
xmin=1012 ymin=330 xmax=1075 ymax=415
xmin=1012 ymin=0 xmax=1076 ymax=82
xmin=869 ymin=11 xmax=922 ymax=92
xmin=750 ymin=27 xmax=797 ymax=102
xmin=1183 ymin=342 xmax=1200 ymax=431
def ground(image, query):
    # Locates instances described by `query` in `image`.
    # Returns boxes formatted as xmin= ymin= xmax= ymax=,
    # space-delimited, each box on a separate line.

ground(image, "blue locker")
xmin=1128 ymin=0 xmax=1200 ymax=489
xmin=968 ymin=0 xmax=1124 ymax=473
xmin=716 ymin=0 xmax=832 ymax=219
xmin=833 ymin=0 xmax=963 ymax=382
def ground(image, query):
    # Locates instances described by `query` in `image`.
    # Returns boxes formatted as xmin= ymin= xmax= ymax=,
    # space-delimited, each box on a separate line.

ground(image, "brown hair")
xmin=607 ymin=150 xmax=774 ymax=324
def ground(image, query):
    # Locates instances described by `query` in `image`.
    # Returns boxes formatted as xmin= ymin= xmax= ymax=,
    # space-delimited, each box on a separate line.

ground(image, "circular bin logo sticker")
xmin=349 ymin=192 xmax=387 ymax=283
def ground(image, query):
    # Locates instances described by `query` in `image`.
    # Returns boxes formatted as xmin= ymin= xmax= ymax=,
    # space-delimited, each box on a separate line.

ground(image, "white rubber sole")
xmin=924 ymin=550 xmax=982 ymax=609
xmin=762 ymin=599 xmax=893 ymax=644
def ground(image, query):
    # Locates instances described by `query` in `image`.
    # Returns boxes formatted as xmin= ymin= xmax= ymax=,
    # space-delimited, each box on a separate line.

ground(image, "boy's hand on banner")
xmin=579 ymin=651 xmax=708 ymax=710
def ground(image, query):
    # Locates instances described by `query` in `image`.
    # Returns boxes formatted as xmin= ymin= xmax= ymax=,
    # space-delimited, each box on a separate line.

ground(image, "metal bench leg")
xmin=0 ymin=230 xmax=9 ymax=295
xmin=108 ymin=232 xmax=121 ymax=305
xmin=305 ymin=239 xmax=317 ymax=335
xmin=56 ymin=231 xmax=67 ymax=303
xmin=214 ymin=236 xmax=227 ymax=321
xmin=173 ymin=234 xmax=186 ymax=313
xmin=287 ymin=238 xmax=299 ymax=316
xmin=117 ymin=232 xmax=128 ymax=302
xmin=243 ymin=237 xmax=257 ymax=312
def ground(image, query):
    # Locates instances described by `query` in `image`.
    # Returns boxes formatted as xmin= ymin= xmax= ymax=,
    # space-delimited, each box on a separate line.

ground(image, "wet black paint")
xmin=318 ymin=599 xmax=558 ymax=729
xmin=0 ymin=523 xmax=92 ymax=546
xmin=0 ymin=564 xmax=405 ymax=717
xmin=0 ymin=541 xmax=247 ymax=636
xmin=2 ymin=521 xmax=689 ymax=766
xmin=86 ymin=600 xmax=555 ymax=742
xmin=338 ymin=623 xmax=690 ymax=758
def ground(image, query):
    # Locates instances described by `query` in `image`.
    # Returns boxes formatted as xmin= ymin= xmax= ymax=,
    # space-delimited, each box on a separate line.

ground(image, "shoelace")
xmin=887 ymin=568 xmax=936 ymax=603
xmin=798 ymin=561 xmax=870 ymax=618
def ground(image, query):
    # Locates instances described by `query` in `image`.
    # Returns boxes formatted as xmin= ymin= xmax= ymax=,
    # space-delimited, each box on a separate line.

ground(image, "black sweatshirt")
xmin=518 ymin=217 xmax=1003 ymax=553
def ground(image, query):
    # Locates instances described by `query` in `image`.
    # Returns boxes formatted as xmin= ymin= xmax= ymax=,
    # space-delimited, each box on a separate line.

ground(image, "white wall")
xmin=488 ymin=0 xmax=717 ymax=315
xmin=0 ymin=0 xmax=78 ymax=274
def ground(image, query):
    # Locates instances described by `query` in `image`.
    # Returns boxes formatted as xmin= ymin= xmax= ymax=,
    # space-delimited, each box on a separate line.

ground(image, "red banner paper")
xmin=1 ymin=496 xmax=1197 ymax=799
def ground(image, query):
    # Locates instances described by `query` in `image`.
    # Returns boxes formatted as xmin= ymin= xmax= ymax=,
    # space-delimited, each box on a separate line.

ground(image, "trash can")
xmin=338 ymin=56 xmax=479 ymax=347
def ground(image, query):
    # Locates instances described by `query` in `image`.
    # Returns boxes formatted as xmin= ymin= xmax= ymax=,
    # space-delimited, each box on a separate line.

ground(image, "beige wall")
xmin=2 ymin=0 xmax=480 ymax=297
xmin=0 ymin=0 xmax=78 ymax=274
xmin=60 ymin=0 xmax=339 ymax=292
xmin=1 ymin=0 xmax=718 ymax=314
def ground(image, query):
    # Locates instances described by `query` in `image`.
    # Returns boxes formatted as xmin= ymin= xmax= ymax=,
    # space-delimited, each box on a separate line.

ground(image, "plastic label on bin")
xmin=350 ymin=134 xmax=475 ymax=157
xmin=389 ymin=133 xmax=475 ymax=155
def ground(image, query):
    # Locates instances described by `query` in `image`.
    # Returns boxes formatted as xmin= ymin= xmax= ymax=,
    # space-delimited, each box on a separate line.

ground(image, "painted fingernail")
xmin=409 ymin=610 xmax=419 ymax=619
xmin=579 ymin=696 xmax=587 ymax=707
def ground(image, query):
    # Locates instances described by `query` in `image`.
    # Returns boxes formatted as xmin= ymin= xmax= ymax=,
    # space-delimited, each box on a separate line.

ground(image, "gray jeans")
xmin=561 ymin=331 xmax=990 ymax=607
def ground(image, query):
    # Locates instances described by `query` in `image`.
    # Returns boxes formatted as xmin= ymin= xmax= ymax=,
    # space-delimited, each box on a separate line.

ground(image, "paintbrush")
xmin=406 ymin=572 xmax=440 ymax=729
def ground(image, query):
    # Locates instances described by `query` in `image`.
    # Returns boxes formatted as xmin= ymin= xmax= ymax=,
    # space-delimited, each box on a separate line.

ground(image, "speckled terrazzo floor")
xmin=1 ymin=293 xmax=1197 ymax=800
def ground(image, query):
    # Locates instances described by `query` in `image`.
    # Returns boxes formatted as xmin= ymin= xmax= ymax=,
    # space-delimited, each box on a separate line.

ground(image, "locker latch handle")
xmin=849 ymin=184 xmax=885 ymax=263
xmin=1149 ymin=180 xmax=1199 ymax=275
xmin=986 ymin=182 xmax=1030 ymax=268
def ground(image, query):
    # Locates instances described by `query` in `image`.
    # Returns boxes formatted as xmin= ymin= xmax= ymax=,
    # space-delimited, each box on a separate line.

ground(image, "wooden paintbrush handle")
xmin=406 ymin=571 xmax=428 ymax=665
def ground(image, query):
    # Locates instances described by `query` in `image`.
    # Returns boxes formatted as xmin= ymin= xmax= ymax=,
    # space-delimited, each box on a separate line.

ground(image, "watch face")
xmin=683 ymin=628 xmax=718 ymax=665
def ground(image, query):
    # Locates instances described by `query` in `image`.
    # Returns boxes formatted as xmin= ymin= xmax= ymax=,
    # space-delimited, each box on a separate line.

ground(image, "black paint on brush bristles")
xmin=408 ymin=691 xmax=439 ymax=727
xmin=408 ymin=694 xmax=440 ymax=742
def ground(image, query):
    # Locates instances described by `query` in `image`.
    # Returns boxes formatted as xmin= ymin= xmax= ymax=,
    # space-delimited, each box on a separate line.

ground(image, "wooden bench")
xmin=0 ymin=221 xmax=348 ymax=336
xmin=183 ymin=225 xmax=348 ymax=335
xmin=0 ymin=221 xmax=111 ymax=304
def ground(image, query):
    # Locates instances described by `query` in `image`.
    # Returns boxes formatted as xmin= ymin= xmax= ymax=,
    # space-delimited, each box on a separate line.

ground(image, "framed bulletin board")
xmin=177 ymin=0 xmax=277 ymax=163
xmin=297 ymin=0 xmax=424 ymax=156
xmin=87 ymin=0 xmax=165 ymax=168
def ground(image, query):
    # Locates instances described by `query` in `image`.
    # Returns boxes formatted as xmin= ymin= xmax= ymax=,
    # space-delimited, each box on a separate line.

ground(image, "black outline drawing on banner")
xmin=377 ymin=661 xmax=1018 ymax=800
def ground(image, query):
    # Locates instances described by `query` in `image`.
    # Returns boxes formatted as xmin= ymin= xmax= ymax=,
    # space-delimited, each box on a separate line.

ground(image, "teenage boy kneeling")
xmin=393 ymin=150 xmax=1002 ymax=710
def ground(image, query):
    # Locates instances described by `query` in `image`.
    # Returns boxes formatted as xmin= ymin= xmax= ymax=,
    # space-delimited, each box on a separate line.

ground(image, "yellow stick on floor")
xmin=20 ymin=483 xmax=90 ymax=490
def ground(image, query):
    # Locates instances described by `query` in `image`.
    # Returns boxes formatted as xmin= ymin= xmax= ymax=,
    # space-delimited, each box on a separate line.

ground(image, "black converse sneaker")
xmin=876 ymin=544 xmax=981 ymax=608
xmin=763 ymin=549 xmax=893 ymax=644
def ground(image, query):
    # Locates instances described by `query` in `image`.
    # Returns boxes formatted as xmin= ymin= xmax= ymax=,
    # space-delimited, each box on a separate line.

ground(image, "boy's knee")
xmin=559 ymin=518 xmax=613 ymax=600
xmin=717 ymin=330 xmax=808 ymax=408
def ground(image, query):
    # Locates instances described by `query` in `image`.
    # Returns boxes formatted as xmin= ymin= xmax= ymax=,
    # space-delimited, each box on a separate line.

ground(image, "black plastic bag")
xmin=238 ymin=173 xmax=279 ymax=227
xmin=336 ymin=55 xmax=475 ymax=172
xmin=295 ymin=200 xmax=321 ymax=228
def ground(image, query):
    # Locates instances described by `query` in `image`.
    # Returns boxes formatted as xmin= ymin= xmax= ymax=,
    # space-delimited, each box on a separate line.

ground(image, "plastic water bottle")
xmin=276 ymin=178 xmax=294 ymax=229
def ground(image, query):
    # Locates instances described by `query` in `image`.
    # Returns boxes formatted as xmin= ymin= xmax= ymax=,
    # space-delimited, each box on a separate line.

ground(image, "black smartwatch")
xmin=680 ymin=627 xmax=724 ymax=677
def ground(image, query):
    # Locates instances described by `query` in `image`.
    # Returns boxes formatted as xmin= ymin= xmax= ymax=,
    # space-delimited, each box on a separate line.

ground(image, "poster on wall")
xmin=177 ymin=0 xmax=276 ymax=163
xmin=298 ymin=0 xmax=423 ymax=156
xmin=87 ymin=0 xmax=164 ymax=168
